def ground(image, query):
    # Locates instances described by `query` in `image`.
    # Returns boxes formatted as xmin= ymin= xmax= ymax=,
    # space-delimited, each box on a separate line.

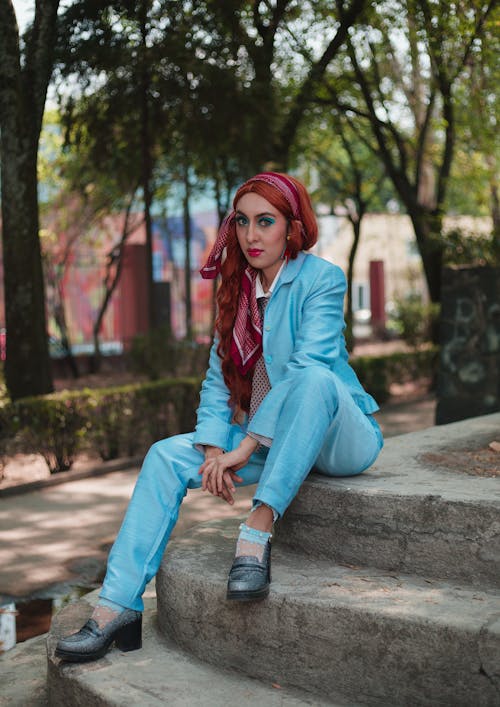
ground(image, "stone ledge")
xmin=46 ymin=592 xmax=343 ymax=707
xmin=276 ymin=413 xmax=500 ymax=587
xmin=157 ymin=519 xmax=500 ymax=707
xmin=0 ymin=632 xmax=48 ymax=706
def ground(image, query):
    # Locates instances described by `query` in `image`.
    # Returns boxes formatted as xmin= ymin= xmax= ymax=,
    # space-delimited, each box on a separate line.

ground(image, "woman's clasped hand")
xmin=199 ymin=437 xmax=259 ymax=504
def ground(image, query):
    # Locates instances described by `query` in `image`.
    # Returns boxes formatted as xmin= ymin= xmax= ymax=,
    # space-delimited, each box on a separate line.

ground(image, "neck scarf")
xmin=200 ymin=172 xmax=303 ymax=375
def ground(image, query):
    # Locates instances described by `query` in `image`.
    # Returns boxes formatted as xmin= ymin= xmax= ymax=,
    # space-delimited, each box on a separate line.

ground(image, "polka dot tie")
xmin=249 ymin=297 xmax=271 ymax=421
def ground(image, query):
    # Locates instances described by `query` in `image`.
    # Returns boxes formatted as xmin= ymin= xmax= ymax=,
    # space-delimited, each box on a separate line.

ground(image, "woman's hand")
xmin=203 ymin=445 xmax=224 ymax=462
xmin=198 ymin=436 xmax=258 ymax=505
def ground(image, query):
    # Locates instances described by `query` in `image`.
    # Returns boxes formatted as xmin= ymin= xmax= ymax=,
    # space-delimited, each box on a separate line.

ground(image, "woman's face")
xmin=234 ymin=192 xmax=288 ymax=287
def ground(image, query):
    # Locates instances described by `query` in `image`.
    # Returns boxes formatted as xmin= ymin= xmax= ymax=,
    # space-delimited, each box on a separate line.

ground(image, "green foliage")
xmin=300 ymin=115 xmax=395 ymax=215
xmin=0 ymin=392 xmax=87 ymax=473
xmin=81 ymin=378 xmax=200 ymax=461
xmin=0 ymin=377 xmax=202 ymax=474
xmin=352 ymin=347 xmax=438 ymax=403
xmin=441 ymin=228 xmax=500 ymax=267
xmin=316 ymin=0 xmax=499 ymax=303
xmin=390 ymin=297 xmax=440 ymax=348
xmin=0 ymin=347 xmax=440 ymax=476
xmin=0 ymin=365 xmax=8 ymax=407
xmin=128 ymin=331 xmax=210 ymax=380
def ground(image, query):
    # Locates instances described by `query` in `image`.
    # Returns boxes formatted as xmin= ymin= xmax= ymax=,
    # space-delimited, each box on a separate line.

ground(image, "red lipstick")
xmin=247 ymin=249 xmax=263 ymax=257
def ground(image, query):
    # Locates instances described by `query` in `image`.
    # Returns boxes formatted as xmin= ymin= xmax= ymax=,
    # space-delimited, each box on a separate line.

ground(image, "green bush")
xmin=0 ymin=377 xmax=202 ymax=474
xmin=80 ymin=377 xmax=201 ymax=462
xmin=391 ymin=297 xmax=440 ymax=348
xmin=128 ymin=328 xmax=210 ymax=380
xmin=0 ymin=347 xmax=438 ymax=475
xmin=442 ymin=228 xmax=500 ymax=267
xmin=352 ymin=347 xmax=438 ymax=403
xmin=0 ymin=392 xmax=87 ymax=473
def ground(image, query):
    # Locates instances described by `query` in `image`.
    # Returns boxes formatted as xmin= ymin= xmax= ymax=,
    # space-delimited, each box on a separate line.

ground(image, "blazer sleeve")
xmin=193 ymin=340 xmax=234 ymax=451
xmin=247 ymin=264 xmax=346 ymax=442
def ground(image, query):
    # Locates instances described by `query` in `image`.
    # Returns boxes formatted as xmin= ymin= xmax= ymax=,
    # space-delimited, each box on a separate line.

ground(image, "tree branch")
xmin=277 ymin=0 xmax=366 ymax=162
xmin=415 ymin=0 xmax=495 ymax=211
xmin=452 ymin=1 xmax=497 ymax=83
xmin=93 ymin=187 xmax=140 ymax=349
xmin=23 ymin=0 xmax=60 ymax=135
xmin=366 ymin=38 xmax=409 ymax=174
xmin=346 ymin=36 xmax=416 ymax=205
xmin=314 ymin=89 xmax=372 ymax=120
xmin=414 ymin=84 xmax=436 ymax=190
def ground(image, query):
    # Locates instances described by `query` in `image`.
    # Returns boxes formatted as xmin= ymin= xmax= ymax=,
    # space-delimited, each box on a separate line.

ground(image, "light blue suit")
xmin=101 ymin=253 xmax=383 ymax=611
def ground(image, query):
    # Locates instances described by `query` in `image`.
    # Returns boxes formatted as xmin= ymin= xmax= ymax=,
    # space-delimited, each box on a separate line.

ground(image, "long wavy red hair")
xmin=215 ymin=174 xmax=318 ymax=416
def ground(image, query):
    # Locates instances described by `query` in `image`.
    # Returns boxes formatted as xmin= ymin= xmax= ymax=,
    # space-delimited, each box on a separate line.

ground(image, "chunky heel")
xmin=55 ymin=608 xmax=143 ymax=663
xmin=115 ymin=615 xmax=142 ymax=652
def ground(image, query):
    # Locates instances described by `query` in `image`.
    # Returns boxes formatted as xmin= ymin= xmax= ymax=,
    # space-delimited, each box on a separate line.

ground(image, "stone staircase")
xmin=47 ymin=413 xmax=500 ymax=706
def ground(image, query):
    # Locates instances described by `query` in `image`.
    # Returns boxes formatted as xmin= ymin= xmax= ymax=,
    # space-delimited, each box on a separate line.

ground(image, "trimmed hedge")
xmin=0 ymin=347 xmax=438 ymax=474
xmin=2 ymin=392 xmax=87 ymax=473
xmin=351 ymin=346 xmax=438 ymax=403
xmin=0 ymin=377 xmax=201 ymax=474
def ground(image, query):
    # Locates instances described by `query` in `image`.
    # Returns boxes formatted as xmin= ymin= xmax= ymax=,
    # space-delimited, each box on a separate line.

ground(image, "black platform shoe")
xmin=226 ymin=540 xmax=271 ymax=601
xmin=55 ymin=608 xmax=142 ymax=663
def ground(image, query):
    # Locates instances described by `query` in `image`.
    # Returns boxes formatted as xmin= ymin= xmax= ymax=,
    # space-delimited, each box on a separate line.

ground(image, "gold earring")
xmin=286 ymin=234 xmax=291 ymax=241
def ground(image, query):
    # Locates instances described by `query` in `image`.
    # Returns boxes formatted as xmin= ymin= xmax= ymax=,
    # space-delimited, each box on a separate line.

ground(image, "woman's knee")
xmin=141 ymin=433 xmax=196 ymax=480
xmin=292 ymin=366 xmax=341 ymax=407
xmin=316 ymin=421 xmax=382 ymax=478
xmin=148 ymin=432 xmax=195 ymax=459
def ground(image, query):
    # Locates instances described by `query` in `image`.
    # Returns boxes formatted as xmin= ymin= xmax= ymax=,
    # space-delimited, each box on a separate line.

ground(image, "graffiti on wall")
xmin=437 ymin=267 xmax=500 ymax=424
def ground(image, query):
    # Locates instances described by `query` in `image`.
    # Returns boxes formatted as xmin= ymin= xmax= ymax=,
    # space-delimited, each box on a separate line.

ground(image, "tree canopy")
xmin=0 ymin=0 xmax=498 ymax=398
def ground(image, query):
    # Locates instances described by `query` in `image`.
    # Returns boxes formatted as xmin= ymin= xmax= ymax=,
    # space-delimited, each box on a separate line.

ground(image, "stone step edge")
xmin=156 ymin=520 xmax=500 ymax=707
xmin=274 ymin=481 xmax=500 ymax=590
xmin=46 ymin=593 xmax=353 ymax=707
xmin=0 ymin=632 xmax=48 ymax=706
xmin=159 ymin=524 xmax=500 ymax=630
xmin=299 ymin=412 xmax=500 ymax=506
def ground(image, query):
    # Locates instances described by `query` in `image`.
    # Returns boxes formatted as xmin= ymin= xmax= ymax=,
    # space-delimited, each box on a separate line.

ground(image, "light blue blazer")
xmin=193 ymin=252 xmax=379 ymax=451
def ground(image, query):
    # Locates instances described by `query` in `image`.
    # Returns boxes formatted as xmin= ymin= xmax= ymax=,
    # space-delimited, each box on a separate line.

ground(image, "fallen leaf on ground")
xmin=488 ymin=441 xmax=500 ymax=452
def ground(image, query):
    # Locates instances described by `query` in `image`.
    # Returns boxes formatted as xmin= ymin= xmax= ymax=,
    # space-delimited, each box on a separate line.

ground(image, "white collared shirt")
xmin=256 ymin=261 xmax=286 ymax=300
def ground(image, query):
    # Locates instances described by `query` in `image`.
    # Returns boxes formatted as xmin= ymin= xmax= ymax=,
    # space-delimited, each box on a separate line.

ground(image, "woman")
xmin=55 ymin=172 xmax=383 ymax=663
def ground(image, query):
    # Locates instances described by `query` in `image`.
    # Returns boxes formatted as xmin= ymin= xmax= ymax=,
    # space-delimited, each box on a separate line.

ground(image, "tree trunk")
xmin=491 ymin=180 xmax=500 ymax=260
xmin=0 ymin=1 xmax=60 ymax=399
xmin=53 ymin=279 xmax=79 ymax=378
xmin=90 ymin=201 xmax=138 ymax=373
xmin=139 ymin=0 xmax=155 ymax=331
xmin=183 ymin=163 xmax=193 ymax=340
xmin=1 ymin=137 xmax=54 ymax=398
xmin=408 ymin=208 xmax=444 ymax=304
xmin=345 ymin=215 xmax=362 ymax=351
xmin=487 ymin=155 xmax=500 ymax=259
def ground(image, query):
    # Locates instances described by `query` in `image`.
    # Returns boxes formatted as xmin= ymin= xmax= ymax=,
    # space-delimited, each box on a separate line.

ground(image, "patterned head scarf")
xmin=200 ymin=172 xmax=303 ymax=375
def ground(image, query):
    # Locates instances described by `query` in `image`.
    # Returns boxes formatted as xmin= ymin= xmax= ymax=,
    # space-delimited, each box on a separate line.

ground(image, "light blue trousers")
xmin=101 ymin=368 xmax=383 ymax=611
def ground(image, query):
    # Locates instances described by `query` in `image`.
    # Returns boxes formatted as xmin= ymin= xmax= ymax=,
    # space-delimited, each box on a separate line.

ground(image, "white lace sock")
xmin=91 ymin=597 xmax=126 ymax=629
xmin=235 ymin=523 xmax=272 ymax=562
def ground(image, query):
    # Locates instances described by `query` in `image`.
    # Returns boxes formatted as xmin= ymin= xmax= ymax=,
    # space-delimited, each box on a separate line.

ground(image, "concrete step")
xmin=46 ymin=590 xmax=350 ymax=706
xmin=276 ymin=413 xmax=500 ymax=589
xmin=0 ymin=632 xmax=48 ymax=706
xmin=156 ymin=519 xmax=500 ymax=707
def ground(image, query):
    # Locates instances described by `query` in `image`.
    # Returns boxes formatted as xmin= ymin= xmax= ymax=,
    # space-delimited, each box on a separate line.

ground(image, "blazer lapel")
xmin=271 ymin=251 xmax=308 ymax=297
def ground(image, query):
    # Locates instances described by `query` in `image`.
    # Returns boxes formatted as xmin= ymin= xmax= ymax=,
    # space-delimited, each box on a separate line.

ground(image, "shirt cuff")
xmin=194 ymin=442 xmax=227 ymax=455
xmin=247 ymin=431 xmax=273 ymax=448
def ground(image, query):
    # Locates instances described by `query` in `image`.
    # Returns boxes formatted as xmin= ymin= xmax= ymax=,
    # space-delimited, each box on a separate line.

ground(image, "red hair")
xmin=215 ymin=174 xmax=318 ymax=416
